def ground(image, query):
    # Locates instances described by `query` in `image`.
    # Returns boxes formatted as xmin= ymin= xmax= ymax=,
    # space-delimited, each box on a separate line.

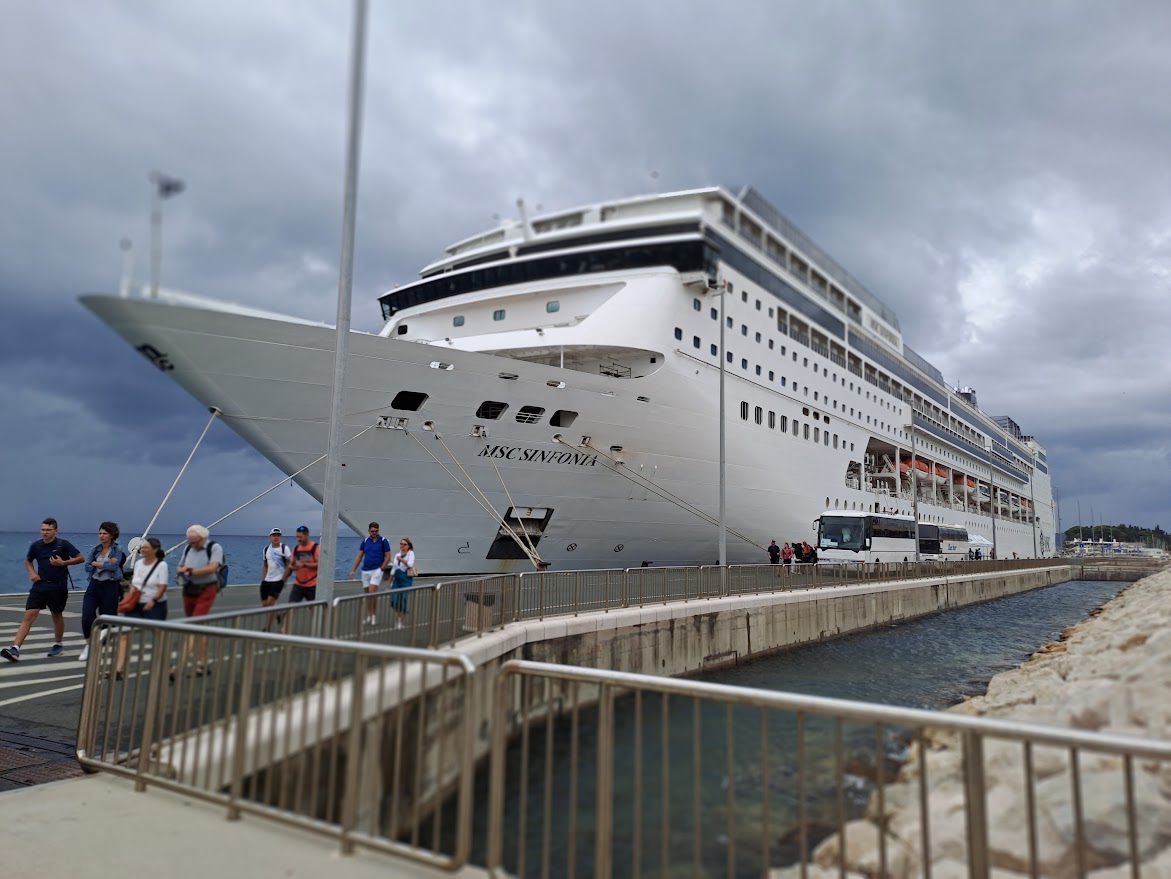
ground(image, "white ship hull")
xmin=82 ymin=293 xmax=1050 ymax=574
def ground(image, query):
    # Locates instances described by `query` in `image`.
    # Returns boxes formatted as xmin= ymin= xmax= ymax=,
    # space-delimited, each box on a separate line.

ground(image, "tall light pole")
xmin=717 ymin=279 xmax=727 ymax=569
xmin=317 ymin=0 xmax=369 ymax=609
xmin=149 ymin=171 xmax=185 ymax=299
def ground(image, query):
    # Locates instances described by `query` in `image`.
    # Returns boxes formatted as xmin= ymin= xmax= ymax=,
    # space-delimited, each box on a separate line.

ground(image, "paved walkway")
xmin=0 ymin=773 xmax=489 ymax=878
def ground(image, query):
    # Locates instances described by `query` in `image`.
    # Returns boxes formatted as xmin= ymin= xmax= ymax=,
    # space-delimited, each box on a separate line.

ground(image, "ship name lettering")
xmin=477 ymin=444 xmax=598 ymax=467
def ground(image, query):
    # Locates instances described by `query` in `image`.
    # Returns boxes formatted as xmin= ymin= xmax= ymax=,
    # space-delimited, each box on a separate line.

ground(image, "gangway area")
xmin=3 ymin=557 xmax=1167 ymax=876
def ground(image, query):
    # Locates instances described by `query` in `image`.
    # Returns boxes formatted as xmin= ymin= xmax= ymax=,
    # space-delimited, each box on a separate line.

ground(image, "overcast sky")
xmin=1 ymin=0 xmax=1168 ymax=539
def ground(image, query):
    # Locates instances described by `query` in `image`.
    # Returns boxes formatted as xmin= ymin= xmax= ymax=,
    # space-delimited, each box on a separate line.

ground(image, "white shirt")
xmin=262 ymin=543 xmax=292 ymax=582
xmin=390 ymin=549 xmax=415 ymax=574
xmin=132 ymin=558 xmax=169 ymax=602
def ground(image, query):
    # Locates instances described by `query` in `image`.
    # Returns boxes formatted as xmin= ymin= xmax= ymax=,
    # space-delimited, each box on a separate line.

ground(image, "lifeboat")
xmin=952 ymin=473 xmax=976 ymax=497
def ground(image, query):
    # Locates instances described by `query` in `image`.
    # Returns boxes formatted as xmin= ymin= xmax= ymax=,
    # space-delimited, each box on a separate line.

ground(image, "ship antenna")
xmin=516 ymin=197 xmax=533 ymax=241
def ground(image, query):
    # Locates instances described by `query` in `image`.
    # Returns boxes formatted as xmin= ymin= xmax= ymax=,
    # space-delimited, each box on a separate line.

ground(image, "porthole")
xmin=515 ymin=405 xmax=545 ymax=424
xmin=493 ymin=309 xmax=506 ymax=321
xmin=674 ymin=327 xmax=683 ymax=340
xmin=396 ymin=325 xmax=408 ymax=335
xmin=391 ymin=391 xmax=428 ymax=411
xmin=452 ymin=315 xmax=465 ymax=327
xmin=740 ymin=401 xmax=749 ymax=420
xmin=476 ymin=401 xmax=508 ymax=419
xmin=550 ymin=410 xmax=577 ymax=428
xmin=546 ymin=300 xmax=560 ymax=313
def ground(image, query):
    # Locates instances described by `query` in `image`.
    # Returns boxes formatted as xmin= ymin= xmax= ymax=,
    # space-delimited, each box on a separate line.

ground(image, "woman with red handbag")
xmin=110 ymin=537 xmax=167 ymax=680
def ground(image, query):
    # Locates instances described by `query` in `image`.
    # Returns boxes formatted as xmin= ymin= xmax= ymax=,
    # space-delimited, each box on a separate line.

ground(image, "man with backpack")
xmin=173 ymin=524 xmax=223 ymax=677
xmin=259 ymin=528 xmax=292 ymax=608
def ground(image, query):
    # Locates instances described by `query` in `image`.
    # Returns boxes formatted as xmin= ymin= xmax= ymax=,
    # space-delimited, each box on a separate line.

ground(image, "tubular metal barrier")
xmin=185 ymin=598 xmax=331 ymax=639
xmin=486 ymin=660 xmax=1171 ymax=879
xmin=76 ymin=615 xmax=477 ymax=870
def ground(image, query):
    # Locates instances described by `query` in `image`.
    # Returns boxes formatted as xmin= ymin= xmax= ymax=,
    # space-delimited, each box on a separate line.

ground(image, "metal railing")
xmin=486 ymin=660 xmax=1171 ymax=878
xmin=184 ymin=597 xmax=331 ymax=638
xmin=317 ymin=558 xmax=1082 ymax=649
xmin=76 ymin=615 xmax=477 ymax=870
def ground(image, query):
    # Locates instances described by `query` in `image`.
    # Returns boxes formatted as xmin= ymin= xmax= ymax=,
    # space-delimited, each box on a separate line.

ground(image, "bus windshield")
xmin=817 ymin=516 xmax=866 ymax=552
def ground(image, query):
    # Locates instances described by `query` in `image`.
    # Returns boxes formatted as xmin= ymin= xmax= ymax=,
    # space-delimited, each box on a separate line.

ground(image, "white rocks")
xmin=774 ymin=568 xmax=1171 ymax=878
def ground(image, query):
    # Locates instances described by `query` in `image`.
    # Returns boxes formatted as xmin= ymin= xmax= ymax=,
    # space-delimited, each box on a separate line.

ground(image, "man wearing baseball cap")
xmin=289 ymin=526 xmax=320 ymax=603
xmin=260 ymin=527 xmax=292 ymax=609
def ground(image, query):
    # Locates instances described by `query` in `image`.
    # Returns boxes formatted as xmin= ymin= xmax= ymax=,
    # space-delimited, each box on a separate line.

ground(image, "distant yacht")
xmin=83 ymin=186 xmax=1056 ymax=573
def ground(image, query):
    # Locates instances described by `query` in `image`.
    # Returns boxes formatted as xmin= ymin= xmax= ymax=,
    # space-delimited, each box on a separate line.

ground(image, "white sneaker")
xmin=99 ymin=628 xmax=109 ymax=644
xmin=78 ymin=644 xmax=90 ymax=662
xmin=366 ymin=615 xmax=376 ymax=625
xmin=395 ymin=619 xmax=404 ymax=630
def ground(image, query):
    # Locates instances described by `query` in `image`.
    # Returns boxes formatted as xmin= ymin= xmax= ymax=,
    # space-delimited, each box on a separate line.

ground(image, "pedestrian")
xmin=259 ymin=528 xmax=292 ymax=608
xmin=781 ymin=542 xmax=793 ymax=568
xmin=79 ymin=521 xmax=125 ymax=663
xmin=387 ymin=537 xmax=415 ymax=630
xmin=767 ymin=540 xmax=781 ymax=565
xmin=349 ymin=522 xmax=391 ymax=625
xmin=112 ymin=536 xmax=168 ymax=679
xmin=173 ymin=524 xmax=223 ymax=676
xmin=3 ymin=518 xmax=84 ymax=662
xmin=288 ymin=526 xmax=319 ymax=603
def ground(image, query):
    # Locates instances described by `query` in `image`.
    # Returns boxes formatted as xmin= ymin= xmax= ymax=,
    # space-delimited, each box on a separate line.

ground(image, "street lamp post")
xmin=718 ymin=280 xmax=727 ymax=570
xmin=149 ymin=171 xmax=185 ymax=299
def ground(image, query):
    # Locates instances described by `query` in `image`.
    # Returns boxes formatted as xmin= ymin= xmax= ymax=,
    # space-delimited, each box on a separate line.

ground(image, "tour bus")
xmin=917 ymin=523 xmax=970 ymax=561
xmin=815 ymin=511 xmax=970 ymax=564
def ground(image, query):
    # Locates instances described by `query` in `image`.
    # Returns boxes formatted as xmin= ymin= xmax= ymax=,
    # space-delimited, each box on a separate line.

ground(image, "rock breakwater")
xmin=773 ymin=568 xmax=1171 ymax=878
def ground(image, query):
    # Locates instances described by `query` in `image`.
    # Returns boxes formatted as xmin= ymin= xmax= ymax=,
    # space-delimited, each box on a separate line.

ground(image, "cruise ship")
xmin=83 ymin=186 xmax=1056 ymax=573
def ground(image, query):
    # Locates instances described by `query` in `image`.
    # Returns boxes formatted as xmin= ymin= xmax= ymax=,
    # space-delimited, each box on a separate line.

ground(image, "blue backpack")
xmin=209 ymin=539 xmax=229 ymax=591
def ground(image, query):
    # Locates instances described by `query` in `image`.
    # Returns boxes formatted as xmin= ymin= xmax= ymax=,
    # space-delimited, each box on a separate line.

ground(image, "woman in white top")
xmin=112 ymin=537 xmax=168 ymax=679
xmin=387 ymin=537 xmax=415 ymax=630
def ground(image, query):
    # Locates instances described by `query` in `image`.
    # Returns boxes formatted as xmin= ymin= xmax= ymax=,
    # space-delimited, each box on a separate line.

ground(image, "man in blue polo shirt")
xmin=348 ymin=521 xmax=391 ymax=626
xmin=3 ymin=518 xmax=84 ymax=661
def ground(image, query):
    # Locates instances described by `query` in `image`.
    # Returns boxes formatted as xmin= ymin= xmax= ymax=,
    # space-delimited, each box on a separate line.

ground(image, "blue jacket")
xmin=86 ymin=541 xmax=124 ymax=584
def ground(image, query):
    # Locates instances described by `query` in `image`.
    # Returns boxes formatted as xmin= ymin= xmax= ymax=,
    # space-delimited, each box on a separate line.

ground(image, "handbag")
xmin=406 ymin=565 xmax=418 ymax=578
xmin=119 ymin=560 xmax=162 ymax=613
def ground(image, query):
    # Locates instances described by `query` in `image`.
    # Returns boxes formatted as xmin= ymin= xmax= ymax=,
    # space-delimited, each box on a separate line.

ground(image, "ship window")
xmin=755 ymin=406 xmax=763 ymax=425
xmin=550 ymin=409 xmax=577 ymax=427
xmin=741 ymin=325 xmax=748 ymax=336
xmin=793 ymin=420 xmax=799 ymax=436
xmin=780 ymin=416 xmax=788 ymax=431
xmin=546 ymin=300 xmax=560 ymax=313
xmin=515 ymin=405 xmax=545 ymax=424
xmin=493 ymin=309 xmax=506 ymax=321
xmin=741 ymin=358 xmax=748 ymax=370
xmin=674 ymin=327 xmax=683 ymax=340
xmin=397 ymin=325 xmax=408 ymax=335
xmin=391 ymin=391 xmax=428 ymax=411
xmin=755 ymin=365 xmax=761 ymax=376
xmin=741 ymin=291 xmax=748 ymax=303
xmin=768 ymin=307 xmax=774 ymax=317
xmin=814 ymin=427 xmax=820 ymax=442
xmin=768 ymin=411 xmax=776 ymax=428
xmin=452 ymin=315 xmax=465 ymax=327
xmin=804 ymin=424 xmax=810 ymax=440
xmin=768 ymin=339 xmax=774 ymax=350
xmin=727 ymin=352 xmax=733 ymax=363
xmin=833 ymin=434 xmax=839 ymax=448
xmin=711 ymin=308 xmax=717 ymax=320
xmin=740 ymin=401 xmax=749 ymax=420
xmin=755 ymin=299 xmax=761 ymax=311
xmin=711 ymin=344 xmax=717 ymax=356
xmin=768 ymin=370 xmax=774 ymax=381
xmin=726 ymin=317 xmax=733 ymax=328
xmin=693 ymin=298 xmax=702 ymax=311
xmin=476 ymin=400 xmax=508 ymax=419
xmin=693 ymin=336 xmax=700 ymax=349
xmin=755 ymin=332 xmax=761 ymax=342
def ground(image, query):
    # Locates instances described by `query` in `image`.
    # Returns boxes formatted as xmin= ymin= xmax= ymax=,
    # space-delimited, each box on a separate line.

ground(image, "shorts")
xmin=259 ymin=580 xmax=285 ymax=601
xmin=182 ymin=585 xmax=218 ymax=618
xmin=27 ymin=589 xmax=68 ymax=614
xmin=289 ymin=584 xmax=317 ymax=603
xmin=360 ymin=569 xmax=385 ymax=589
xmin=124 ymin=600 xmax=168 ymax=621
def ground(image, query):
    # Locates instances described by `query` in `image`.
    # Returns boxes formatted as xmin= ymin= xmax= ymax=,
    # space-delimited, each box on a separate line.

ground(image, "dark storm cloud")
xmin=1 ymin=0 xmax=1169 ymax=533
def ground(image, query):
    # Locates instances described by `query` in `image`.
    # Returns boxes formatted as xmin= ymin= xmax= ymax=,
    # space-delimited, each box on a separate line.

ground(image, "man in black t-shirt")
xmin=2 ymin=518 xmax=83 ymax=661
xmin=767 ymin=540 xmax=781 ymax=564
